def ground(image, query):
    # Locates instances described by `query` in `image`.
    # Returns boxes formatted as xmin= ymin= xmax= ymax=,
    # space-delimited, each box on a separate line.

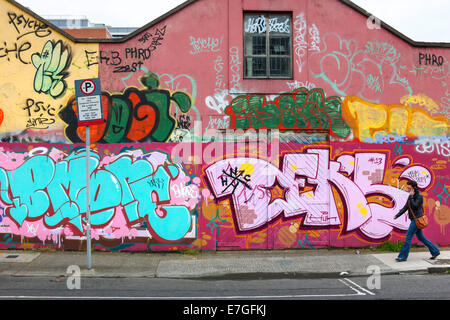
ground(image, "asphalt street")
xmin=0 ymin=273 xmax=448 ymax=300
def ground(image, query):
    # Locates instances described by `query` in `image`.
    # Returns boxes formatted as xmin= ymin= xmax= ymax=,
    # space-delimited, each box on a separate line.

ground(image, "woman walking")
xmin=394 ymin=180 xmax=440 ymax=262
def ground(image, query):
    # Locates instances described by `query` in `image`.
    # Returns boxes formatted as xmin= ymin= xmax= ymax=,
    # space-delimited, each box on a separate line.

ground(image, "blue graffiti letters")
xmin=0 ymin=149 xmax=192 ymax=242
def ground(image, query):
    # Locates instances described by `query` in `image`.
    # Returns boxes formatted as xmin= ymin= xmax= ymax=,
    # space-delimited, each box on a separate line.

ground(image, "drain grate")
xmin=0 ymin=252 xmax=39 ymax=263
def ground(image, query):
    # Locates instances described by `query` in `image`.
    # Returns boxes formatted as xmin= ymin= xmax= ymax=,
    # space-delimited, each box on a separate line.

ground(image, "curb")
xmin=151 ymin=269 xmax=431 ymax=280
xmin=163 ymin=272 xmax=344 ymax=281
xmin=427 ymin=266 xmax=450 ymax=274
xmin=1 ymin=267 xmax=437 ymax=279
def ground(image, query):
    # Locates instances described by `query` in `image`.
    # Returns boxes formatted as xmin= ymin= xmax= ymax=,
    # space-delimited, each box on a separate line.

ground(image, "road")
xmin=0 ymin=273 xmax=449 ymax=300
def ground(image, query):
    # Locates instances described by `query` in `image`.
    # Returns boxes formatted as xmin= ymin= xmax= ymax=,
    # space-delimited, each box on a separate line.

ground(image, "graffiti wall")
xmin=0 ymin=0 xmax=98 ymax=143
xmin=202 ymin=142 xmax=449 ymax=249
xmin=0 ymin=142 xmax=448 ymax=251
xmin=0 ymin=0 xmax=448 ymax=251
xmin=0 ymin=143 xmax=201 ymax=251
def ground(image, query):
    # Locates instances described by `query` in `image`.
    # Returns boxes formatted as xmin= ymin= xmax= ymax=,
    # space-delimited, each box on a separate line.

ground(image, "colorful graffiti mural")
xmin=0 ymin=1 xmax=98 ymax=139
xmin=0 ymin=142 xmax=446 ymax=251
xmin=0 ymin=0 xmax=449 ymax=251
xmin=59 ymin=73 xmax=192 ymax=143
xmin=203 ymin=143 xmax=449 ymax=249
xmin=205 ymin=146 xmax=432 ymax=239
xmin=0 ymin=144 xmax=200 ymax=248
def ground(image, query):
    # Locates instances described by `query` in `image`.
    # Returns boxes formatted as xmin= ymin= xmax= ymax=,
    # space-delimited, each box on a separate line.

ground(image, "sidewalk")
xmin=0 ymin=248 xmax=449 ymax=279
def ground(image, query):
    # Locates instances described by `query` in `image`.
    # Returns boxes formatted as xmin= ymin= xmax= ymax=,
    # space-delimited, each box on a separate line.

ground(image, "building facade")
xmin=42 ymin=15 xmax=135 ymax=38
xmin=0 ymin=0 xmax=449 ymax=252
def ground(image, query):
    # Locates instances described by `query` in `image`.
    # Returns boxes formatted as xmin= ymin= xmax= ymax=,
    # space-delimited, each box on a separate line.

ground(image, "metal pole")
xmin=86 ymin=125 xmax=92 ymax=270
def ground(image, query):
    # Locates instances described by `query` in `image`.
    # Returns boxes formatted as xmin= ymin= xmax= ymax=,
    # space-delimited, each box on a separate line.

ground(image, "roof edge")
xmin=339 ymin=0 xmax=450 ymax=48
xmin=6 ymin=0 xmax=197 ymax=43
xmin=7 ymin=0 xmax=449 ymax=47
xmin=117 ymin=0 xmax=197 ymax=42
xmin=7 ymin=0 xmax=103 ymax=42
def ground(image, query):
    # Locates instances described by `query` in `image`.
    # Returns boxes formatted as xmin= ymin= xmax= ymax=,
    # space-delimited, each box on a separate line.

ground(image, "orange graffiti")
xmin=429 ymin=200 xmax=450 ymax=235
xmin=125 ymin=90 xmax=157 ymax=141
xmin=277 ymin=225 xmax=298 ymax=247
xmin=70 ymin=95 xmax=109 ymax=142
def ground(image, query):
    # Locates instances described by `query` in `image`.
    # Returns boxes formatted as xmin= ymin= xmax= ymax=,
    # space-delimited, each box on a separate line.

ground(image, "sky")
xmin=352 ymin=0 xmax=450 ymax=42
xmin=14 ymin=0 xmax=450 ymax=42
xmin=15 ymin=0 xmax=187 ymax=27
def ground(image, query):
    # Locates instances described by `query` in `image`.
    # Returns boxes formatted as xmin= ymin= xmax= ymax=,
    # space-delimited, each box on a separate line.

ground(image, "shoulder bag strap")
xmin=407 ymin=199 xmax=417 ymax=220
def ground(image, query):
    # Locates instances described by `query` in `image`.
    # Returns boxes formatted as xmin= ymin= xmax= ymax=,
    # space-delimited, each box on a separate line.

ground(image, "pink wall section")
xmin=96 ymin=0 xmax=449 ymax=137
xmin=0 ymin=142 xmax=447 ymax=251
xmin=0 ymin=0 xmax=449 ymax=251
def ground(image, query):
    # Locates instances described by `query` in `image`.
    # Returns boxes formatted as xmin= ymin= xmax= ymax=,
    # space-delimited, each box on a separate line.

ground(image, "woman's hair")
xmin=407 ymin=180 xmax=419 ymax=190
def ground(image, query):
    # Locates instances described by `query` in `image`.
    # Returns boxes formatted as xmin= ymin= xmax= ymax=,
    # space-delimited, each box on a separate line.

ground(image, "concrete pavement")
xmin=0 ymin=248 xmax=449 ymax=279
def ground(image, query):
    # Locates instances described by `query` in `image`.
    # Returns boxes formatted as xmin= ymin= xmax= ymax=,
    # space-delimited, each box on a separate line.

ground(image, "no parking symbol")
xmin=79 ymin=79 xmax=96 ymax=96
xmin=74 ymin=78 xmax=104 ymax=126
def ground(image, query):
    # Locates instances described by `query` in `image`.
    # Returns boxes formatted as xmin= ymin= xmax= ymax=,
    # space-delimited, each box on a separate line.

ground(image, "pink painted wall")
xmin=0 ymin=142 xmax=447 ymax=251
xmin=94 ymin=0 xmax=449 ymax=142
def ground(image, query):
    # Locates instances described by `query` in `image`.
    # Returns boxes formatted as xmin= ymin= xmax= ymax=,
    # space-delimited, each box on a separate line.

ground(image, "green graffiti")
xmin=31 ymin=40 xmax=71 ymax=99
xmin=140 ymin=73 xmax=192 ymax=142
xmin=103 ymin=95 xmax=131 ymax=143
xmin=59 ymin=73 xmax=192 ymax=143
xmin=225 ymin=87 xmax=351 ymax=138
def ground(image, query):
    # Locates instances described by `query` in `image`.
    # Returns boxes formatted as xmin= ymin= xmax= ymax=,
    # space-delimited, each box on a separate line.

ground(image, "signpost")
xmin=74 ymin=78 xmax=104 ymax=270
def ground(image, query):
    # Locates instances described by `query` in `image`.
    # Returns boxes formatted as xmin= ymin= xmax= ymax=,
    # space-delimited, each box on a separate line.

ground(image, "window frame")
xmin=243 ymin=12 xmax=293 ymax=80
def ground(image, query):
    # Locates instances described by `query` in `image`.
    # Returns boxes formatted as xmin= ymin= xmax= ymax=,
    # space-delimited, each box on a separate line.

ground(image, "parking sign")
xmin=75 ymin=78 xmax=104 ymax=126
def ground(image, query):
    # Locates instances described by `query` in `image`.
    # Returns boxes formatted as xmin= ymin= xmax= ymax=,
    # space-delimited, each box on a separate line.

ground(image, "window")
xmin=244 ymin=13 xmax=292 ymax=78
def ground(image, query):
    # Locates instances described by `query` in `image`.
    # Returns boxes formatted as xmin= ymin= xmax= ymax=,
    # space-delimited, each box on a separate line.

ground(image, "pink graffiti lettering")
xmin=205 ymin=149 xmax=432 ymax=239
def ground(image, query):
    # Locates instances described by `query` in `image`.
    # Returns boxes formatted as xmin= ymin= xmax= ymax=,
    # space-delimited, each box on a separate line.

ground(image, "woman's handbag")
xmin=408 ymin=201 xmax=429 ymax=229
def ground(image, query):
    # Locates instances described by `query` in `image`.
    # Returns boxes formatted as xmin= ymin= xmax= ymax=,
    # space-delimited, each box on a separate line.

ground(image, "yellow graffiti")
xmin=249 ymin=232 xmax=267 ymax=244
xmin=0 ymin=0 xmax=98 ymax=134
xmin=400 ymin=93 xmax=440 ymax=114
xmin=240 ymin=162 xmax=255 ymax=176
xmin=357 ymin=203 xmax=368 ymax=218
xmin=342 ymin=96 xmax=449 ymax=142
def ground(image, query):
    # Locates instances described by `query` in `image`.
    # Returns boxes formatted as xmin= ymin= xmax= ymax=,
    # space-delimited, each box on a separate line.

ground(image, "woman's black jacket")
xmin=395 ymin=190 xmax=424 ymax=220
